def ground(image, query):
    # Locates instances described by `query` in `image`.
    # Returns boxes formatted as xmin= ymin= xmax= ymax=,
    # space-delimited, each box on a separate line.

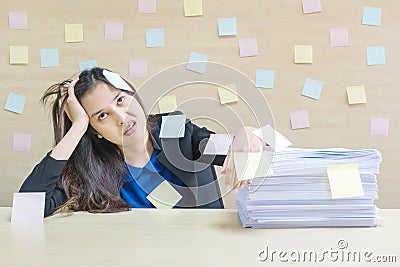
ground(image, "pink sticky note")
xmin=13 ymin=133 xmax=32 ymax=152
xmin=129 ymin=60 xmax=148 ymax=78
xmin=239 ymin=38 xmax=258 ymax=57
xmin=203 ymin=134 xmax=234 ymax=155
xmin=9 ymin=11 xmax=28 ymax=29
xmin=11 ymin=192 xmax=45 ymax=224
xmin=371 ymin=117 xmax=389 ymax=136
xmin=302 ymin=0 xmax=321 ymax=14
xmin=330 ymin=28 xmax=348 ymax=46
xmin=105 ymin=21 xmax=124 ymax=40
xmin=138 ymin=0 xmax=157 ymax=14
xmin=290 ymin=110 xmax=310 ymax=129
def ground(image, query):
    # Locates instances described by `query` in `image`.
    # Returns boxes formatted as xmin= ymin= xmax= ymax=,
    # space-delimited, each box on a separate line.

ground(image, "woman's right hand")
xmin=64 ymin=78 xmax=89 ymax=127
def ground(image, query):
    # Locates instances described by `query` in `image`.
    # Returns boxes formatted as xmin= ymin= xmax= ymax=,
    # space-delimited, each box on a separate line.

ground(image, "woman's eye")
xmin=117 ymin=96 xmax=125 ymax=104
xmin=99 ymin=113 xmax=108 ymax=120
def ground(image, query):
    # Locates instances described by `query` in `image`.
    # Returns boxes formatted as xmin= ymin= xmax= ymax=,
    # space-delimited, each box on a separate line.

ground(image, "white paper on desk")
xmin=146 ymin=180 xmax=182 ymax=209
xmin=103 ymin=70 xmax=133 ymax=92
xmin=234 ymin=151 xmax=273 ymax=181
xmin=11 ymin=192 xmax=45 ymax=224
xmin=252 ymin=124 xmax=292 ymax=152
xmin=203 ymin=134 xmax=234 ymax=155
xmin=159 ymin=114 xmax=186 ymax=138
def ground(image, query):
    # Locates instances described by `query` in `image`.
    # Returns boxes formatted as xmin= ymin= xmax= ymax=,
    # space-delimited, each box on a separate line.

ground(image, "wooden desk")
xmin=0 ymin=208 xmax=399 ymax=266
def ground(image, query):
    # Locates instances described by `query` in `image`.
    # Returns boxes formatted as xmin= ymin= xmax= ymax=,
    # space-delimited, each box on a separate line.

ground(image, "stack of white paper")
xmin=236 ymin=148 xmax=382 ymax=228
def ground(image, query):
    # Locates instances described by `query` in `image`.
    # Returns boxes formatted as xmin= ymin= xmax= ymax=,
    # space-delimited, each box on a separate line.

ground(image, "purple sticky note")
xmin=238 ymin=38 xmax=258 ymax=57
xmin=11 ymin=192 xmax=45 ymax=224
xmin=105 ymin=21 xmax=124 ymax=40
xmin=129 ymin=60 xmax=148 ymax=78
xmin=302 ymin=0 xmax=321 ymax=14
xmin=290 ymin=110 xmax=310 ymax=129
xmin=371 ymin=117 xmax=389 ymax=136
xmin=330 ymin=28 xmax=348 ymax=46
xmin=13 ymin=133 xmax=32 ymax=152
xmin=138 ymin=0 xmax=156 ymax=14
xmin=9 ymin=11 xmax=28 ymax=30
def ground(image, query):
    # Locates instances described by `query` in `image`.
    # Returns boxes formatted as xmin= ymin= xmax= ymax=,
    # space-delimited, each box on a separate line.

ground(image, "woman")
xmin=19 ymin=67 xmax=263 ymax=217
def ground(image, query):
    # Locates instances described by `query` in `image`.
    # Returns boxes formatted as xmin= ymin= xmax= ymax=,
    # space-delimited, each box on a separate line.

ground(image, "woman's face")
xmin=80 ymin=81 xmax=147 ymax=149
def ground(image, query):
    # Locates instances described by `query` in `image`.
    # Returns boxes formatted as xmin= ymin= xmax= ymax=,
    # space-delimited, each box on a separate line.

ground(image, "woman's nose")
xmin=115 ymin=107 xmax=126 ymax=126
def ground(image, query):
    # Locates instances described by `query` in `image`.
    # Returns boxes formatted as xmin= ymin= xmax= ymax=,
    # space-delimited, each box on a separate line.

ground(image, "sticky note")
xmin=9 ymin=11 xmax=28 ymax=29
xmin=367 ymin=46 xmax=385 ymax=65
xmin=158 ymin=95 xmax=177 ymax=113
xmin=184 ymin=0 xmax=202 ymax=17
xmin=252 ymin=124 xmax=292 ymax=152
xmin=138 ymin=0 xmax=156 ymax=14
xmin=302 ymin=0 xmax=321 ymax=14
xmin=79 ymin=59 xmax=97 ymax=71
xmin=103 ymin=70 xmax=133 ymax=92
xmin=330 ymin=28 xmax=348 ymax=47
xmin=187 ymin=52 xmax=208 ymax=74
xmin=40 ymin=48 xmax=59 ymax=67
xmin=105 ymin=21 xmax=124 ymax=40
xmin=146 ymin=28 xmax=165 ymax=47
xmin=11 ymin=192 xmax=45 ymax=223
xmin=146 ymin=180 xmax=182 ymax=208
xmin=234 ymin=152 xmax=272 ymax=181
xmin=371 ymin=117 xmax=389 ymax=136
xmin=218 ymin=18 xmax=237 ymax=36
xmin=65 ymin=24 xmax=83 ymax=43
xmin=13 ymin=133 xmax=32 ymax=152
xmin=347 ymin=85 xmax=367 ymax=104
xmin=160 ymin=114 xmax=186 ymax=138
xmin=129 ymin=60 xmax=148 ymax=78
xmin=327 ymin=163 xmax=364 ymax=199
xmin=290 ymin=110 xmax=310 ymax=130
xmin=256 ymin=69 xmax=275 ymax=89
xmin=294 ymin=45 xmax=313 ymax=63
xmin=302 ymin=78 xmax=324 ymax=100
xmin=239 ymin=38 xmax=258 ymax=57
xmin=9 ymin=46 xmax=28 ymax=64
xmin=203 ymin=134 xmax=234 ymax=155
xmin=362 ymin=7 xmax=382 ymax=26
xmin=217 ymin=84 xmax=238 ymax=104
xmin=5 ymin=92 xmax=26 ymax=114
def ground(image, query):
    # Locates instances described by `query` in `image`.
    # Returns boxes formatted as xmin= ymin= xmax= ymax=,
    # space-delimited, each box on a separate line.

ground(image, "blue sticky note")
xmin=256 ymin=70 xmax=275 ymax=89
xmin=4 ymin=92 xmax=26 ymax=114
xmin=146 ymin=28 xmax=165 ymax=47
xmin=362 ymin=7 xmax=382 ymax=26
xmin=218 ymin=18 xmax=237 ymax=36
xmin=187 ymin=52 xmax=208 ymax=74
xmin=367 ymin=46 xmax=385 ymax=65
xmin=301 ymin=78 xmax=324 ymax=100
xmin=40 ymin=48 xmax=59 ymax=67
xmin=79 ymin=59 xmax=98 ymax=71
xmin=160 ymin=114 xmax=186 ymax=138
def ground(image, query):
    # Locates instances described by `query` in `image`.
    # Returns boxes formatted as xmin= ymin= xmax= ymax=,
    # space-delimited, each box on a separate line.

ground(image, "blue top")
xmin=120 ymin=149 xmax=185 ymax=208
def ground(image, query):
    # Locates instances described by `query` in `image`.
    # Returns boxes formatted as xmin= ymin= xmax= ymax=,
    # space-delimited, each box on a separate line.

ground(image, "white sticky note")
xmin=327 ymin=163 xmax=364 ymax=199
xmin=252 ymin=125 xmax=292 ymax=152
xmin=103 ymin=70 xmax=133 ymax=92
xmin=160 ymin=114 xmax=186 ymax=138
xmin=234 ymin=152 xmax=272 ymax=181
xmin=146 ymin=181 xmax=182 ymax=209
xmin=203 ymin=134 xmax=234 ymax=155
xmin=11 ymin=192 xmax=45 ymax=224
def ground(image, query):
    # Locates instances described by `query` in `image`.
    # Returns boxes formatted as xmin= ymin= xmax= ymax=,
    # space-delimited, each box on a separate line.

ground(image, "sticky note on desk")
xmin=9 ymin=46 xmax=28 ymax=64
xmin=371 ymin=117 xmax=389 ymax=136
xmin=330 ymin=28 xmax=348 ymax=47
xmin=256 ymin=70 xmax=275 ymax=89
xmin=294 ymin=45 xmax=313 ymax=64
xmin=239 ymin=38 xmax=258 ymax=57
xmin=160 ymin=114 xmax=186 ymax=138
xmin=158 ymin=95 xmax=177 ymax=113
xmin=234 ymin=152 xmax=272 ymax=181
xmin=347 ymin=85 xmax=367 ymax=104
xmin=5 ymin=92 xmax=26 ymax=114
xmin=290 ymin=110 xmax=310 ymax=130
xmin=203 ymin=134 xmax=234 ymax=155
xmin=187 ymin=52 xmax=208 ymax=74
xmin=146 ymin=28 xmax=165 ymax=47
xmin=217 ymin=84 xmax=238 ymax=104
xmin=184 ymin=0 xmax=202 ymax=17
xmin=13 ymin=133 xmax=32 ymax=152
xmin=138 ymin=0 xmax=156 ymax=14
xmin=40 ymin=48 xmax=59 ymax=67
xmin=252 ymin=125 xmax=292 ymax=152
xmin=302 ymin=78 xmax=324 ymax=100
xmin=65 ymin=24 xmax=84 ymax=43
xmin=146 ymin=181 xmax=182 ymax=209
xmin=367 ymin=46 xmax=385 ymax=65
xmin=9 ymin=11 xmax=28 ymax=29
xmin=79 ymin=59 xmax=97 ymax=71
xmin=11 ymin=192 xmax=45 ymax=224
xmin=129 ymin=60 xmax=148 ymax=78
xmin=218 ymin=18 xmax=237 ymax=36
xmin=327 ymin=163 xmax=364 ymax=199
xmin=301 ymin=0 xmax=321 ymax=14
xmin=105 ymin=21 xmax=124 ymax=40
xmin=362 ymin=7 xmax=382 ymax=26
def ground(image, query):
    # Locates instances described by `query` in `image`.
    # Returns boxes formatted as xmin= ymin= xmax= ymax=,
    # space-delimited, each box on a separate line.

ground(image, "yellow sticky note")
xmin=184 ymin=0 xmax=202 ymax=16
xmin=146 ymin=181 xmax=182 ymax=209
xmin=327 ymin=163 xmax=364 ymax=199
xmin=218 ymin=84 xmax=238 ymax=104
xmin=294 ymin=45 xmax=313 ymax=64
xmin=9 ymin=46 xmax=28 ymax=64
xmin=347 ymin=85 xmax=367 ymax=104
xmin=158 ymin=95 xmax=177 ymax=113
xmin=65 ymin=24 xmax=84 ymax=43
xmin=234 ymin=152 xmax=272 ymax=181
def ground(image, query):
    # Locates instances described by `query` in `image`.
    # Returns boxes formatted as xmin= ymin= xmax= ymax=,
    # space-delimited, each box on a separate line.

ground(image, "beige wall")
xmin=0 ymin=0 xmax=398 ymax=208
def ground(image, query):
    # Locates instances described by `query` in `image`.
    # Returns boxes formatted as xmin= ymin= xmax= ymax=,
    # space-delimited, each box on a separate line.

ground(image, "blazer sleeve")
xmin=19 ymin=151 xmax=68 ymax=217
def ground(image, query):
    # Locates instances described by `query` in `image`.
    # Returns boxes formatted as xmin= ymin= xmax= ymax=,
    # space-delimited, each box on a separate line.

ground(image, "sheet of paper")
xmin=13 ymin=133 xmax=32 ymax=152
xmin=371 ymin=117 xmax=389 ymax=136
xmin=294 ymin=45 xmax=313 ymax=64
xmin=218 ymin=17 xmax=237 ymax=36
xmin=105 ymin=21 xmax=124 ymax=40
xmin=186 ymin=52 xmax=208 ymax=73
xmin=160 ymin=114 xmax=186 ymax=138
xmin=11 ymin=192 xmax=45 ymax=224
xmin=146 ymin=180 xmax=182 ymax=208
xmin=203 ymin=134 xmax=234 ymax=155
xmin=9 ymin=46 xmax=28 ymax=65
xmin=40 ymin=48 xmax=59 ymax=67
xmin=65 ymin=24 xmax=84 ymax=43
xmin=158 ymin=95 xmax=177 ymax=113
xmin=234 ymin=152 xmax=272 ymax=181
xmin=301 ymin=78 xmax=324 ymax=100
xmin=184 ymin=0 xmax=202 ymax=17
xmin=290 ymin=110 xmax=310 ymax=130
xmin=103 ymin=70 xmax=133 ymax=92
xmin=252 ymin=124 xmax=292 ymax=152
xmin=138 ymin=0 xmax=157 ymax=14
xmin=146 ymin=28 xmax=165 ymax=47
xmin=9 ymin=11 xmax=28 ymax=29
xmin=4 ymin=92 xmax=26 ymax=114
xmin=362 ymin=6 xmax=382 ymax=26
xmin=217 ymin=84 xmax=238 ymax=104
xmin=129 ymin=60 xmax=148 ymax=78
xmin=256 ymin=69 xmax=275 ymax=89
xmin=367 ymin=46 xmax=385 ymax=65
xmin=239 ymin=38 xmax=258 ymax=57
xmin=301 ymin=0 xmax=321 ymax=14
xmin=330 ymin=28 xmax=348 ymax=46
xmin=347 ymin=85 xmax=367 ymax=104
xmin=327 ymin=163 xmax=364 ymax=199
xmin=79 ymin=59 xmax=97 ymax=71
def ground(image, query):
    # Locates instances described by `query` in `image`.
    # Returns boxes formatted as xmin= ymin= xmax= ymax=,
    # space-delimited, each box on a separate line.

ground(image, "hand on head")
xmin=64 ymin=78 xmax=89 ymax=127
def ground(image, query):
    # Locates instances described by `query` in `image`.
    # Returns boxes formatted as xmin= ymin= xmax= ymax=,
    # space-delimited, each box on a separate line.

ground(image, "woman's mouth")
xmin=124 ymin=121 xmax=137 ymax=136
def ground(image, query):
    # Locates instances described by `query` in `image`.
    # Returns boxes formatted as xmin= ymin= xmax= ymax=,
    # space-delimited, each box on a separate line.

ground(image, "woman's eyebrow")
xmin=90 ymin=92 xmax=122 ymax=118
